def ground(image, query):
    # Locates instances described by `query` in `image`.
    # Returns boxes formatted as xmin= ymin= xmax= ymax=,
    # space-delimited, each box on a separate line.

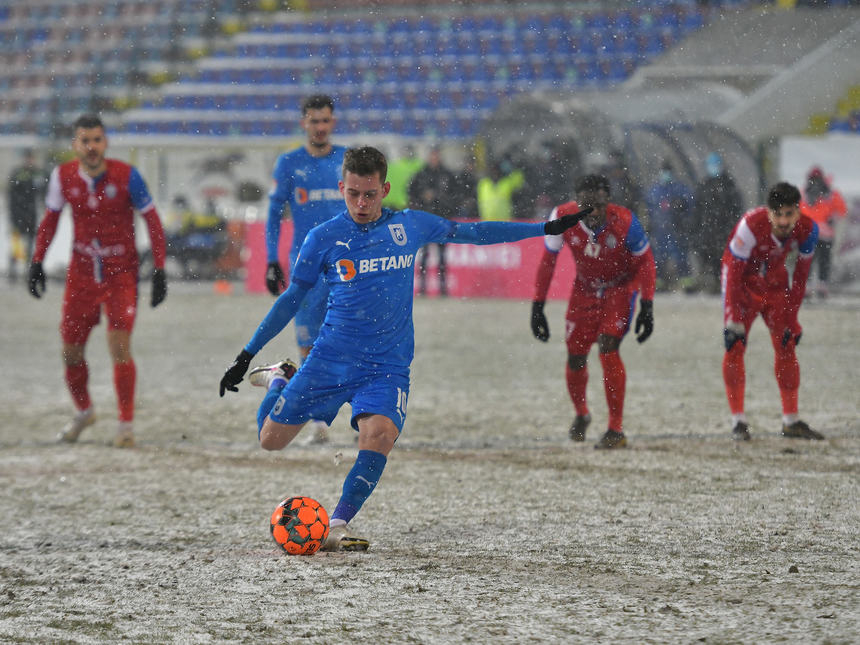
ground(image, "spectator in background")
xmin=451 ymin=156 xmax=478 ymax=220
xmin=7 ymin=149 xmax=46 ymax=282
xmin=521 ymin=142 xmax=572 ymax=220
xmin=382 ymin=143 xmax=424 ymax=211
xmin=692 ymin=152 xmax=743 ymax=292
xmin=601 ymin=149 xmax=642 ymax=215
xmin=801 ymin=166 xmax=847 ymax=298
xmin=477 ymin=160 xmax=525 ymax=221
xmin=409 ymin=145 xmax=457 ymax=296
xmin=645 ymin=160 xmax=695 ymax=290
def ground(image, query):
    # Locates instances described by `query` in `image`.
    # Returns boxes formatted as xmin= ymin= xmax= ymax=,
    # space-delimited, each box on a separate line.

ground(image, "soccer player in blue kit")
xmin=220 ymin=147 xmax=591 ymax=551
xmin=265 ymin=94 xmax=346 ymax=443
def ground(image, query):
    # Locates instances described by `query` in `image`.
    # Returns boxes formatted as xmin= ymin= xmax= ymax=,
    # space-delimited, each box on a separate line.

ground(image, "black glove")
xmin=724 ymin=327 xmax=746 ymax=351
xmin=634 ymin=299 xmax=653 ymax=343
xmin=531 ymin=301 xmax=549 ymax=342
xmin=220 ymin=349 xmax=255 ymax=397
xmin=265 ymin=261 xmax=285 ymax=296
xmin=28 ymin=262 xmax=46 ymax=298
xmin=151 ymin=268 xmax=167 ymax=308
xmin=543 ymin=207 xmax=593 ymax=236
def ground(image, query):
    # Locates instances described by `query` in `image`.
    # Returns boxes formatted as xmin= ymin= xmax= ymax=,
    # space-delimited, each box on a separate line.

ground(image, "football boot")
xmin=114 ymin=422 xmax=135 ymax=449
xmin=781 ymin=420 xmax=824 ymax=440
xmin=568 ymin=413 xmax=591 ymax=442
xmin=58 ymin=408 xmax=96 ymax=443
xmin=732 ymin=420 xmax=751 ymax=441
xmin=321 ymin=524 xmax=370 ymax=552
xmin=248 ymin=358 xmax=298 ymax=389
xmin=594 ymin=429 xmax=627 ymax=450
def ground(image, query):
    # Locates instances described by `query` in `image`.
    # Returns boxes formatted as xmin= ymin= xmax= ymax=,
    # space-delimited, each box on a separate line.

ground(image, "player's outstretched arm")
xmin=543 ymin=207 xmax=593 ymax=236
xmin=220 ymin=281 xmax=310 ymax=396
xmin=447 ymin=207 xmax=593 ymax=246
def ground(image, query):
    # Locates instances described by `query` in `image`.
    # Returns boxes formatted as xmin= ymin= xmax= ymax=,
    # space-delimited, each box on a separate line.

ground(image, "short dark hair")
xmin=767 ymin=182 xmax=801 ymax=210
xmin=301 ymin=94 xmax=335 ymax=115
xmin=73 ymin=114 xmax=104 ymax=131
xmin=575 ymin=174 xmax=611 ymax=196
xmin=343 ymin=146 xmax=387 ymax=182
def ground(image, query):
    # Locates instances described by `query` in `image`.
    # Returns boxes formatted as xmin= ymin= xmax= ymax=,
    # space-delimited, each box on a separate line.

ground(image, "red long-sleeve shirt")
xmin=33 ymin=159 xmax=165 ymax=281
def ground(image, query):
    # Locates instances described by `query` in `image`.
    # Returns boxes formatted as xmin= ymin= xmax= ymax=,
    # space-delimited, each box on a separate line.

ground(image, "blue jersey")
xmin=266 ymin=145 xmax=347 ymax=263
xmin=246 ymin=209 xmax=544 ymax=369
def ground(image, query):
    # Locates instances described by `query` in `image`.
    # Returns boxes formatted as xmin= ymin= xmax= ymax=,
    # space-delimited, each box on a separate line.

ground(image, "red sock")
xmin=722 ymin=343 xmax=746 ymax=415
xmin=565 ymin=364 xmax=589 ymax=417
xmin=599 ymin=351 xmax=626 ymax=431
xmin=774 ymin=346 xmax=800 ymax=415
xmin=114 ymin=361 xmax=136 ymax=422
xmin=65 ymin=362 xmax=91 ymax=411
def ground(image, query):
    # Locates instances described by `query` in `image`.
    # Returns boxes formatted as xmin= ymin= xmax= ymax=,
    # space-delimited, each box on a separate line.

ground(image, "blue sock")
xmin=256 ymin=381 xmax=286 ymax=438
xmin=331 ymin=450 xmax=388 ymax=524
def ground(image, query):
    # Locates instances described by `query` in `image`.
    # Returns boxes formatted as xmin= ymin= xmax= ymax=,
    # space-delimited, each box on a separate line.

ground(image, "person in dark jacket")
xmin=409 ymin=146 xmax=457 ymax=296
xmin=693 ymin=152 xmax=743 ymax=291
xmin=7 ymin=149 xmax=46 ymax=282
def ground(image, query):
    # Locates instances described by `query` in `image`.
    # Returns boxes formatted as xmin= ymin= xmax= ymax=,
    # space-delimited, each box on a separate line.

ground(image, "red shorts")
xmin=721 ymin=285 xmax=786 ymax=337
xmin=564 ymin=287 xmax=636 ymax=355
xmin=61 ymin=271 xmax=138 ymax=345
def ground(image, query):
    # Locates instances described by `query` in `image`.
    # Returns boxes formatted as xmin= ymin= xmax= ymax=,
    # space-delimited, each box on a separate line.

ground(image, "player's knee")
xmin=62 ymin=344 xmax=85 ymax=366
xmin=356 ymin=416 xmax=399 ymax=455
xmin=567 ymin=354 xmax=587 ymax=371
xmin=597 ymin=335 xmax=620 ymax=354
xmin=259 ymin=429 xmax=284 ymax=451
xmin=259 ymin=420 xmax=294 ymax=451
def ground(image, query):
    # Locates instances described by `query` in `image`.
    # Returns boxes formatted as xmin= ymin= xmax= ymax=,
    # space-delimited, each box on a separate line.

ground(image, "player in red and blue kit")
xmin=28 ymin=114 xmax=167 ymax=448
xmin=531 ymin=174 xmax=656 ymax=449
xmin=219 ymin=147 xmax=591 ymax=551
xmin=265 ymin=95 xmax=346 ymax=443
xmin=721 ymin=182 xmax=822 ymax=441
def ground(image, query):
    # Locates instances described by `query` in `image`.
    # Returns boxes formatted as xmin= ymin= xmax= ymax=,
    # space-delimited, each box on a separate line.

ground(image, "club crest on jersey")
xmin=388 ymin=223 xmax=407 ymax=246
xmin=105 ymin=183 xmax=117 ymax=199
xmin=605 ymin=234 xmax=617 ymax=249
xmin=584 ymin=241 xmax=601 ymax=257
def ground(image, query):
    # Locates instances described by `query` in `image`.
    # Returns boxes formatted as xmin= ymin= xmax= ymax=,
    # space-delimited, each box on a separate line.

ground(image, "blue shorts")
xmin=293 ymin=277 xmax=329 ymax=349
xmin=269 ymin=358 xmax=410 ymax=432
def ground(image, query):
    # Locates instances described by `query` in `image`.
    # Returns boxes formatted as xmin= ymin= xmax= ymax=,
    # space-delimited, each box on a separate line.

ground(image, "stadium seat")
xmin=0 ymin=0 xmax=723 ymax=138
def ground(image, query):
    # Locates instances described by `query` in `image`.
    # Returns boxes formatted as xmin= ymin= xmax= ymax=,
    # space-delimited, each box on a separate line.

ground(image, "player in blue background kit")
xmin=221 ymin=146 xmax=591 ymax=551
xmin=265 ymin=94 xmax=346 ymax=443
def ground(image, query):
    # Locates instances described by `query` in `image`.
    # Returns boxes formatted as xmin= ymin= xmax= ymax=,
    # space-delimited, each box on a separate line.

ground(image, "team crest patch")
xmin=388 ymin=223 xmax=407 ymax=246
xmin=105 ymin=183 xmax=117 ymax=199
xmin=605 ymin=234 xmax=617 ymax=249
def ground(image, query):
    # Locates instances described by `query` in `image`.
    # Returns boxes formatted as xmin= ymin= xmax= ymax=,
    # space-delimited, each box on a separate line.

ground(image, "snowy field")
xmin=0 ymin=280 xmax=857 ymax=643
